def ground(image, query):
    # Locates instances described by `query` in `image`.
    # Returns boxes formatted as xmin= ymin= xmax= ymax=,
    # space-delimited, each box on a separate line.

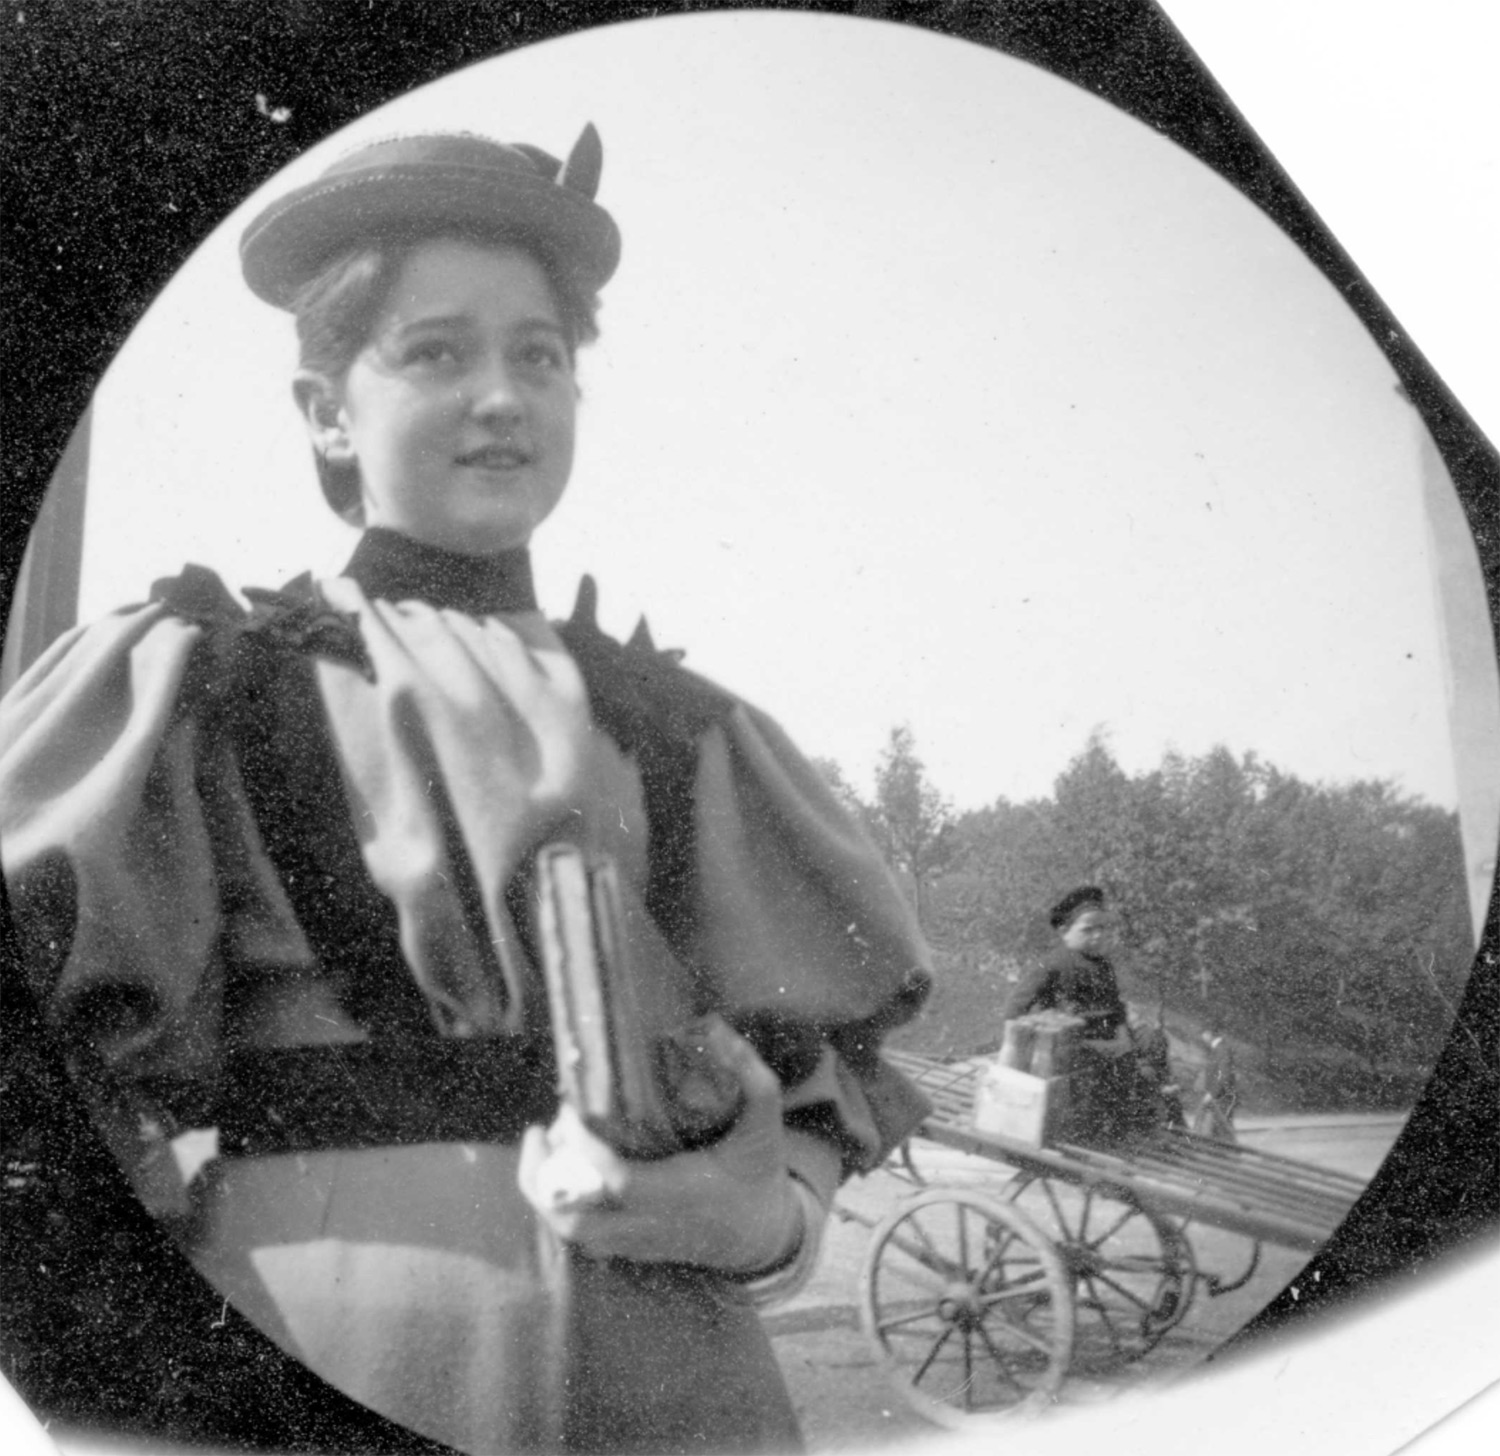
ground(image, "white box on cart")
xmin=972 ymin=1063 xmax=1073 ymax=1146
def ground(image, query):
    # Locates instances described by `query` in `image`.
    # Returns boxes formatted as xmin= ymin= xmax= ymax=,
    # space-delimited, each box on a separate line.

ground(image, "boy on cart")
xmin=1004 ymin=886 xmax=1183 ymax=1140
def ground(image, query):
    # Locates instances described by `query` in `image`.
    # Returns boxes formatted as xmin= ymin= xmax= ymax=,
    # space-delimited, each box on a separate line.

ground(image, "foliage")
xmin=837 ymin=728 xmax=1473 ymax=1110
xmin=864 ymin=726 xmax=956 ymax=928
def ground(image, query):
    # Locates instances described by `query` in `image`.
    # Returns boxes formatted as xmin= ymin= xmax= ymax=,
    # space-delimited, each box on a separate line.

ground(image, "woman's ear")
xmin=293 ymin=371 xmax=353 ymax=464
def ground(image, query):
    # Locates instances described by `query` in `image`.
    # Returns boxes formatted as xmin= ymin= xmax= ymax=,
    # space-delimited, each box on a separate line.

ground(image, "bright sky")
xmin=72 ymin=8 xmax=1495 ymax=817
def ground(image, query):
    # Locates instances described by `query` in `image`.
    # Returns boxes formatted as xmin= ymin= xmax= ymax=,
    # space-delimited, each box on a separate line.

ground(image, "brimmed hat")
xmin=1048 ymin=885 xmax=1106 ymax=930
xmin=240 ymin=124 xmax=620 ymax=308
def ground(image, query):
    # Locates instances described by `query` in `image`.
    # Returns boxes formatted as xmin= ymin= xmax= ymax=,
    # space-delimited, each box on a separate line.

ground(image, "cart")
xmin=842 ymin=1049 xmax=1368 ymax=1427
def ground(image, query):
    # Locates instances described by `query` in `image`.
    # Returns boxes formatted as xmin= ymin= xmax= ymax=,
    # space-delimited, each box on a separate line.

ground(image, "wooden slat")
xmin=911 ymin=1120 xmax=1344 ymax=1251
xmin=883 ymin=1048 xmax=1364 ymax=1249
xmin=1121 ymin=1137 xmax=1362 ymax=1221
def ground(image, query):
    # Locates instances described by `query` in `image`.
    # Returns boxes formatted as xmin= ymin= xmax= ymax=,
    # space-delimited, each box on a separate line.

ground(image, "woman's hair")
xmin=291 ymin=227 xmax=601 ymax=523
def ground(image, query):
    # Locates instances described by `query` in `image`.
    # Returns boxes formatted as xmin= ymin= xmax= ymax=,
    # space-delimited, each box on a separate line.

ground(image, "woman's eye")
xmin=404 ymin=340 xmax=457 ymax=366
xmin=518 ymin=341 xmax=567 ymax=373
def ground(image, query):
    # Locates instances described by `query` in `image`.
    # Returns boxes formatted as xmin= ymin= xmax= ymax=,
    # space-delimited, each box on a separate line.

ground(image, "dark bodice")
xmin=1004 ymin=946 xmax=1126 ymax=1038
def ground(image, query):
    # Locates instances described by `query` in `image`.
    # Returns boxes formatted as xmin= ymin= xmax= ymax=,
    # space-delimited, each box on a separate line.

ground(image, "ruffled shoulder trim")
xmin=147 ymin=563 xmax=245 ymax=625
xmin=150 ymin=565 xmax=371 ymax=680
xmin=553 ymin=574 xmax=737 ymax=757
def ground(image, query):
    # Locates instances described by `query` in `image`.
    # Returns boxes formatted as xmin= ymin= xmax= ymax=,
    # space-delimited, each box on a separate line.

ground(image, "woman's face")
xmin=303 ymin=239 xmax=577 ymax=555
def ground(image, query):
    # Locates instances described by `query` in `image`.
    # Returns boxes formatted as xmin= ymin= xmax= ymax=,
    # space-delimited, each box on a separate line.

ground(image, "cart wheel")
xmin=859 ymin=1188 xmax=1075 ymax=1426
xmin=1005 ymin=1174 xmax=1196 ymax=1368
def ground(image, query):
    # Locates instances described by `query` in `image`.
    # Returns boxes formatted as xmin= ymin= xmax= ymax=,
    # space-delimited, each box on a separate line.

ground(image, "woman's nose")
xmin=469 ymin=356 xmax=525 ymax=421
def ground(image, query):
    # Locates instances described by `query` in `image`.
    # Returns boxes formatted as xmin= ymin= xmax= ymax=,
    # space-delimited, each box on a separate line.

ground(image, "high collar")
xmin=342 ymin=527 xmax=538 ymax=616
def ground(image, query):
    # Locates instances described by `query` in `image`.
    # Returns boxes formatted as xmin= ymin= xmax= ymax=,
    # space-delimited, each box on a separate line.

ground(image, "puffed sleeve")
xmin=688 ymin=702 xmax=932 ymax=1171
xmin=0 ymin=580 xmax=310 ymax=1122
xmin=539 ymin=598 xmax=937 ymax=1177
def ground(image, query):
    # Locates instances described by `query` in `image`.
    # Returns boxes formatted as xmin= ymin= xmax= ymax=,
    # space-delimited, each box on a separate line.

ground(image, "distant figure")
xmin=1192 ymin=1026 xmax=1239 ymax=1142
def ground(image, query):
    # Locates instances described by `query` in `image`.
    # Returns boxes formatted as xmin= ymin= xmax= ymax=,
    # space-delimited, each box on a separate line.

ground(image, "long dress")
xmin=0 ymin=527 xmax=932 ymax=1454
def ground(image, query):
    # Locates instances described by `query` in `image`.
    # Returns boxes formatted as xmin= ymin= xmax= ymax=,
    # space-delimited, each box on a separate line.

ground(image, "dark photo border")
xmin=3 ymin=2 xmax=1497 ymax=1450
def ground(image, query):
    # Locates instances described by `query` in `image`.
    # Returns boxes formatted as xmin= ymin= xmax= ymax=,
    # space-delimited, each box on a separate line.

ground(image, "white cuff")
xmin=725 ymin=1174 xmax=827 ymax=1308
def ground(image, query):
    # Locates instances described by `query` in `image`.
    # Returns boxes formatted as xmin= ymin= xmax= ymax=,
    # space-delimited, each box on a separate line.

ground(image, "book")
xmin=535 ymin=843 xmax=743 ymax=1158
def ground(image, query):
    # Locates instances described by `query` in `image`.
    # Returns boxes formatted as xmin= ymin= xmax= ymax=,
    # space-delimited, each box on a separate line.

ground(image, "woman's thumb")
xmin=703 ymin=1015 xmax=781 ymax=1109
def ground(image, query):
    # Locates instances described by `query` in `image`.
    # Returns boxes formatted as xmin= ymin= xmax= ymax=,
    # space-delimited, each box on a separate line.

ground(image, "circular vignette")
xmin=3 ymin=2 xmax=1498 ymax=1452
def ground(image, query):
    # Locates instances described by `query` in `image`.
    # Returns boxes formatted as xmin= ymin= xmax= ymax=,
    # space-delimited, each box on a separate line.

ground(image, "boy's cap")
xmin=1049 ymin=884 xmax=1106 ymax=930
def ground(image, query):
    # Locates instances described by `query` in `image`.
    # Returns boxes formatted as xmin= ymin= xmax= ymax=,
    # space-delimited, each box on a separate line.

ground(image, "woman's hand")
xmin=518 ymin=1018 xmax=803 ymax=1273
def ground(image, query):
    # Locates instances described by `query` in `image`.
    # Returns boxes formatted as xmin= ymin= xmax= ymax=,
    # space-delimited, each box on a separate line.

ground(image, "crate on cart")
xmin=972 ymin=1010 xmax=1087 ymax=1145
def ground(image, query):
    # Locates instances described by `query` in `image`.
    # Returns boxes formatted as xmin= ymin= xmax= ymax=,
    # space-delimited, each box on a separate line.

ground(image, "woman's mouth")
xmin=458 ymin=444 xmax=532 ymax=470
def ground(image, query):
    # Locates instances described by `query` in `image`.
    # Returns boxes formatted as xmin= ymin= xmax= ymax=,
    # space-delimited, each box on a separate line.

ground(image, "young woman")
xmin=0 ymin=127 xmax=932 ymax=1454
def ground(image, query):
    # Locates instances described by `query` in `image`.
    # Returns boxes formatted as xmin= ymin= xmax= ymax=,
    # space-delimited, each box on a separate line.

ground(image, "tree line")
xmin=819 ymin=727 xmax=1472 ymax=1110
